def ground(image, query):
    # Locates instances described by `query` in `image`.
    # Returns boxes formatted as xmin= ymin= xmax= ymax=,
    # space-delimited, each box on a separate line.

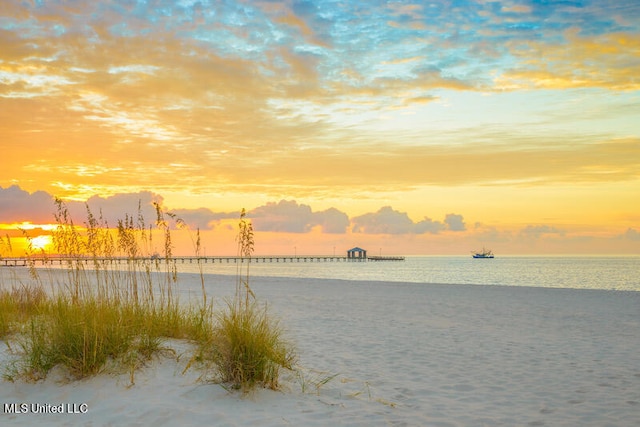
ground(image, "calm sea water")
xmin=173 ymin=256 xmax=640 ymax=292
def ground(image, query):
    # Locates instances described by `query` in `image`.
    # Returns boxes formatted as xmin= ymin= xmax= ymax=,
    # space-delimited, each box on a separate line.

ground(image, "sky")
xmin=1 ymin=0 xmax=639 ymax=256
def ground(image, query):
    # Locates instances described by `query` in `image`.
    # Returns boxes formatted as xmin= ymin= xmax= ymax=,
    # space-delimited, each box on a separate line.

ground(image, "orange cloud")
xmin=501 ymin=5 xmax=532 ymax=14
xmin=499 ymin=31 xmax=640 ymax=90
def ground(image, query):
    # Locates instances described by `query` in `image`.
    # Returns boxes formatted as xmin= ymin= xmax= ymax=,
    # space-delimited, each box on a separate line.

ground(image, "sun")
xmin=30 ymin=235 xmax=53 ymax=251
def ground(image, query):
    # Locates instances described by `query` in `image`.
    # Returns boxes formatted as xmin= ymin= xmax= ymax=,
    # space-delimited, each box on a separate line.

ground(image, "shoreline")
xmin=2 ymin=273 xmax=640 ymax=426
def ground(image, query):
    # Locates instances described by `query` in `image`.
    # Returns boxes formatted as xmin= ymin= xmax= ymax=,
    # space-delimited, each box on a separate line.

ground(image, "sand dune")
xmin=2 ymin=273 xmax=639 ymax=426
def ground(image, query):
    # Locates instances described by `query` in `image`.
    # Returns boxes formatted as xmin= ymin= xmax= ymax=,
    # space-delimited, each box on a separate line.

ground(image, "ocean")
xmin=172 ymin=256 xmax=640 ymax=292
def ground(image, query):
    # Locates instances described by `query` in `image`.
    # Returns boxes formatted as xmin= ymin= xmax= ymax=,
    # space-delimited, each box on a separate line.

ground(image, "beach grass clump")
xmin=0 ymin=285 xmax=46 ymax=339
xmin=2 ymin=200 xmax=206 ymax=381
xmin=0 ymin=292 xmax=11 ymax=339
xmin=22 ymin=299 xmax=117 ymax=377
xmin=210 ymin=300 xmax=295 ymax=391
xmin=202 ymin=210 xmax=296 ymax=391
xmin=13 ymin=294 xmax=214 ymax=381
xmin=21 ymin=296 xmax=134 ymax=379
xmin=16 ymin=295 xmax=187 ymax=380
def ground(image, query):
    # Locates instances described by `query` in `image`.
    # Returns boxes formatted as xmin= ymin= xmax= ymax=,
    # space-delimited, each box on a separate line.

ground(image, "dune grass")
xmin=0 ymin=201 xmax=208 ymax=382
xmin=209 ymin=299 xmax=296 ymax=390
xmin=0 ymin=202 xmax=295 ymax=391
xmin=192 ymin=210 xmax=296 ymax=391
xmin=0 ymin=284 xmax=46 ymax=340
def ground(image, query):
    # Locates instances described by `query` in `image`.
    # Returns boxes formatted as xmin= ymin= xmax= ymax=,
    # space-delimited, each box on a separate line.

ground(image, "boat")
xmin=472 ymin=248 xmax=494 ymax=258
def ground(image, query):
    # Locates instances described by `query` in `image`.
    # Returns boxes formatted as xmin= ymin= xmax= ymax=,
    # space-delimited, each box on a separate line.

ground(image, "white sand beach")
xmin=2 ymin=273 xmax=640 ymax=426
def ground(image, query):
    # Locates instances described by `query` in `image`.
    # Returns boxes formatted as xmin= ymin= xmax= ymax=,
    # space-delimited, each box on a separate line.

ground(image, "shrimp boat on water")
xmin=472 ymin=248 xmax=495 ymax=258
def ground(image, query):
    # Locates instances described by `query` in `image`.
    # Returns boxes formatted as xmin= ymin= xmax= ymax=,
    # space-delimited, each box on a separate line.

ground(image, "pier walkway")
xmin=1 ymin=254 xmax=404 ymax=267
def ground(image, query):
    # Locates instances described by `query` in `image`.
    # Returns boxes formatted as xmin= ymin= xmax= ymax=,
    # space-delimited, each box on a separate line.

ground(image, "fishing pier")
xmin=1 ymin=254 xmax=404 ymax=267
xmin=1 ymin=246 xmax=404 ymax=267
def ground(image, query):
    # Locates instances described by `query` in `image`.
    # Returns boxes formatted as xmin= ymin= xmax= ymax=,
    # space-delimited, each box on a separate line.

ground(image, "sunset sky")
xmin=1 ymin=0 xmax=639 ymax=256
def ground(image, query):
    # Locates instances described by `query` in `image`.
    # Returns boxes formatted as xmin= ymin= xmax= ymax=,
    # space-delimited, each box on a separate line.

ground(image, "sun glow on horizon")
xmin=29 ymin=235 xmax=53 ymax=252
